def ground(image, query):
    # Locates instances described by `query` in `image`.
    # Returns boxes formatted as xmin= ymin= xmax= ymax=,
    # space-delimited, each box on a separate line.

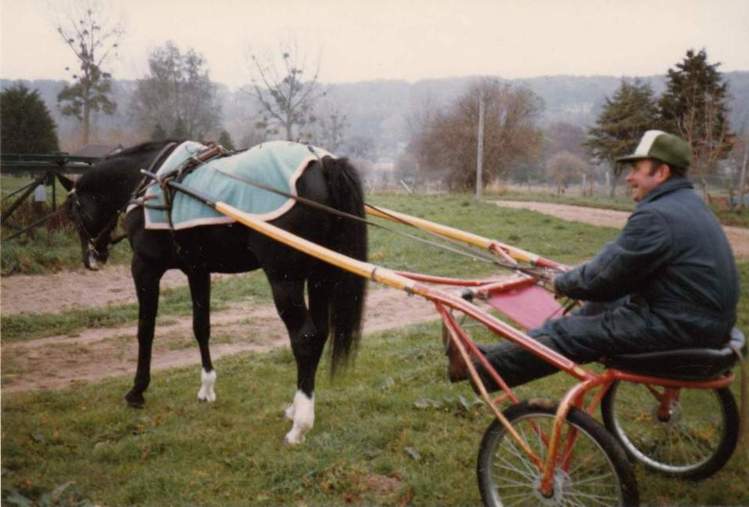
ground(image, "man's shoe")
xmin=445 ymin=337 xmax=469 ymax=383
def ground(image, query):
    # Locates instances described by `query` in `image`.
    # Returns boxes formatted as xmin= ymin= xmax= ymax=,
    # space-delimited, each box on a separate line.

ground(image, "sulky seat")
xmin=604 ymin=327 xmax=746 ymax=381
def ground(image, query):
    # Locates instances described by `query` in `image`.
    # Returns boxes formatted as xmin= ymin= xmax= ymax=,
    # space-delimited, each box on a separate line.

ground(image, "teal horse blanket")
xmin=141 ymin=141 xmax=332 ymax=230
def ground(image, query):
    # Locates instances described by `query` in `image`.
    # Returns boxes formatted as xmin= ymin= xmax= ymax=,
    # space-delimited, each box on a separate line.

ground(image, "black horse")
xmin=61 ymin=141 xmax=367 ymax=444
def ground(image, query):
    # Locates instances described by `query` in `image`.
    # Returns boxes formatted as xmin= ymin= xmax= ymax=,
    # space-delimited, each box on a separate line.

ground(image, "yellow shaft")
xmin=215 ymin=202 xmax=421 ymax=294
xmin=365 ymin=204 xmax=541 ymax=265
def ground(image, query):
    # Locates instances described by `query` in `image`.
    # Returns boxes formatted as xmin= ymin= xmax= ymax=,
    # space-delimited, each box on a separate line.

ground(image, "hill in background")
xmin=2 ymin=72 xmax=748 ymax=159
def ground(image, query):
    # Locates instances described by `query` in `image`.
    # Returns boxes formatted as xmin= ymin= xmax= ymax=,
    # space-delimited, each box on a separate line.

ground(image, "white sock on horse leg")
xmin=284 ymin=390 xmax=314 ymax=445
xmin=284 ymin=398 xmax=296 ymax=420
xmin=198 ymin=368 xmax=217 ymax=402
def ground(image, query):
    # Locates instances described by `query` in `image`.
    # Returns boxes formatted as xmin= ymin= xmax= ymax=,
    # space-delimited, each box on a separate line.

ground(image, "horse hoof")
xmin=284 ymin=431 xmax=305 ymax=446
xmin=197 ymin=388 xmax=216 ymax=402
xmin=198 ymin=369 xmax=216 ymax=402
xmin=124 ymin=392 xmax=145 ymax=409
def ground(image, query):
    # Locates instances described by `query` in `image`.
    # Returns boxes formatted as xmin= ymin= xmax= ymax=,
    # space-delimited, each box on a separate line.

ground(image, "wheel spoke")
xmin=493 ymin=460 xmax=536 ymax=482
xmin=568 ymin=471 xmax=617 ymax=487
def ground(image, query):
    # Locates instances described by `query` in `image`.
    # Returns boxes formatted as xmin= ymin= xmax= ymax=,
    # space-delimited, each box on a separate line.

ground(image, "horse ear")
xmin=56 ymin=173 xmax=76 ymax=191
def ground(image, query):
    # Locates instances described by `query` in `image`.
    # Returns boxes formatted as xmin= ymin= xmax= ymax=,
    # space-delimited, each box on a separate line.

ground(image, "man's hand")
xmin=534 ymin=268 xmax=559 ymax=293
xmin=534 ymin=268 xmax=571 ymax=301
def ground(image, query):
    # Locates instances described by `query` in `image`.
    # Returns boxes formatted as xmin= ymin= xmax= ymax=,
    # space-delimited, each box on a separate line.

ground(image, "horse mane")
xmin=76 ymin=140 xmax=182 ymax=202
xmin=105 ymin=139 xmax=184 ymax=159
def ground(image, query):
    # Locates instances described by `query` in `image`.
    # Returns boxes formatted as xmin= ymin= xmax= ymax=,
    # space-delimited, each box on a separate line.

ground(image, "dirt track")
xmin=494 ymin=201 xmax=749 ymax=258
xmin=1 ymin=281 xmax=437 ymax=393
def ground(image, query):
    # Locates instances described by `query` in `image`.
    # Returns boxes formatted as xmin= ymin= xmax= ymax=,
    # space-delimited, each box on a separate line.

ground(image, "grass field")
xmin=2 ymin=324 xmax=747 ymax=506
xmin=2 ymin=193 xmax=748 ymax=505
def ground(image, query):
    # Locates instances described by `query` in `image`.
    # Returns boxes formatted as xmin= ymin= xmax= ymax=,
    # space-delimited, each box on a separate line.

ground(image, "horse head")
xmin=64 ymin=185 xmax=117 ymax=270
xmin=62 ymin=140 xmax=180 ymax=271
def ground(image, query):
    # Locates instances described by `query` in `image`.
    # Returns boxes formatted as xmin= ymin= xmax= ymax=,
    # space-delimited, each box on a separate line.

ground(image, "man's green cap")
xmin=617 ymin=130 xmax=692 ymax=170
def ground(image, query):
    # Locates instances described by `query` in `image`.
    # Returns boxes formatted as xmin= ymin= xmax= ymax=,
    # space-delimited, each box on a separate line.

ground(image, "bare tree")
xmin=730 ymin=125 xmax=749 ymax=210
xmin=55 ymin=0 xmax=123 ymax=146
xmin=547 ymin=151 xmax=589 ymax=195
xmin=245 ymin=40 xmax=326 ymax=141
xmin=412 ymin=78 xmax=543 ymax=190
xmin=312 ymin=103 xmax=349 ymax=152
xmin=679 ymin=88 xmax=732 ymax=197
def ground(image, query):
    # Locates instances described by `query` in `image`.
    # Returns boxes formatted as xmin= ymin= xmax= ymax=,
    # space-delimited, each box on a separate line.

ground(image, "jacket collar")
xmin=636 ymin=176 xmax=693 ymax=208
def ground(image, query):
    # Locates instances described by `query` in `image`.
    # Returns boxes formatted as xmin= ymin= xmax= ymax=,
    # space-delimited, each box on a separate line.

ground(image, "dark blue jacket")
xmin=552 ymin=177 xmax=738 ymax=348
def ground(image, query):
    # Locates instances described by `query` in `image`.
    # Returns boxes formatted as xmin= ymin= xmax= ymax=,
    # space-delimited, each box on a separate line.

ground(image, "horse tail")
xmin=320 ymin=156 xmax=368 ymax=375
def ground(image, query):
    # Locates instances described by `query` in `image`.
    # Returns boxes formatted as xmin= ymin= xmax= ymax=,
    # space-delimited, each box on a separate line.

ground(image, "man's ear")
xmin=656 ymin=163 xmax=672 ymax=183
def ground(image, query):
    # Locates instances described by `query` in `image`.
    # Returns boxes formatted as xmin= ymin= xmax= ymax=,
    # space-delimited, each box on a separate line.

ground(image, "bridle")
xmin=68 ymin=188 xmax=127 ymax=261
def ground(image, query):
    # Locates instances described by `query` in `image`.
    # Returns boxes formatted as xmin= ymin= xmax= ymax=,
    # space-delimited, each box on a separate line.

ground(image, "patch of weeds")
xmin=1 ymin=481 xmax=96 ymax=507
xmin=164 ymin=336 xmax=195 ymax=351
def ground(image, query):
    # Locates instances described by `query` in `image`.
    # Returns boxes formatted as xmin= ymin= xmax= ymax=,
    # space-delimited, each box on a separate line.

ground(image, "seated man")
xmin=449 ymin=130 xmax=739 ymax=390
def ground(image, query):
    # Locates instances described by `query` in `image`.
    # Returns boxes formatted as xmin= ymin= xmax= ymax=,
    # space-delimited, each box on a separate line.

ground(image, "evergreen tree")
xmin=0 ymin=83 xmax=60 ymax=153
xmin=659 ymin=49 xmax=732 ymax=190
xmin=585 ymin=79 xmax=659 ymax=196
xmin=217 ymin=129 xmax=235 ymax=150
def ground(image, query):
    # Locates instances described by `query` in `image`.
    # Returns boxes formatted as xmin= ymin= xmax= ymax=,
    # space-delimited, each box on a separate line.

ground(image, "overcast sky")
xmin=1 ymin=0 xmax=748 ymax=89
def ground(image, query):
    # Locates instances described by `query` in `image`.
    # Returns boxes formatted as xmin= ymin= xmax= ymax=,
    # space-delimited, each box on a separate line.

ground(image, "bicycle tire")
xmin=601 ymin=381 xmax=739 ymax=480
xmin=478 ymin=400 xmax=639 ymax=506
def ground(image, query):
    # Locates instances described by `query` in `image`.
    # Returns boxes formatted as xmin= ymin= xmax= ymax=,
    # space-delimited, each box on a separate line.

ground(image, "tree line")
xmin=1 ymin=3 xmax=347 ymax=155
xmin=401 ymin=49 xmax=746 ymax=207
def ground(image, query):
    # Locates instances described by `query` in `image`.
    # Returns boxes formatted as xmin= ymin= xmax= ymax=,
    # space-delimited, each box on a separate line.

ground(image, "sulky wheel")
xmin=601 ymin=381 xmax=739 ymax=480
xmin=477 ymin=400 xmax=638 ymax=506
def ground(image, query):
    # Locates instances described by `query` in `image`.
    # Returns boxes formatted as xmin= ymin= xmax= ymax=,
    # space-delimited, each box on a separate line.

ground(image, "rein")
xmin=203 ymin=166 xmax=549 ymax=274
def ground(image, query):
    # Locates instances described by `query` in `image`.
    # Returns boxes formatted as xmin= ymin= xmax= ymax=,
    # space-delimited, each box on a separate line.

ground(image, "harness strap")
xmin=128 ymin=141 xmax=180 ymax=204
xmin=155 ymin=143 xmax=230 ymax=233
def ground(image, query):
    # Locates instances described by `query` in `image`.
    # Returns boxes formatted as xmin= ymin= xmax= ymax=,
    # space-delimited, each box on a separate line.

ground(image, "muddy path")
xmin=494 ymin=200 xmax=749 ymax=258
xmin=1 ymin=266 xmax=198 ymax=316
xmin=1 ymin=285 xmax=437 ymax=393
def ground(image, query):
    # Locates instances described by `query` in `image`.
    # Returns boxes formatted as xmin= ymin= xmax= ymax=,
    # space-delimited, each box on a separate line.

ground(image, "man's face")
xmin=625 ymin=159 xmax=669 ymax=202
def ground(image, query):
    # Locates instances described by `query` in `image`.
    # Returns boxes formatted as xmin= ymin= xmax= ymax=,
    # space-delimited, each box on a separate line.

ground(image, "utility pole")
xmin=476 ymin=91 xmax=485 ymax=201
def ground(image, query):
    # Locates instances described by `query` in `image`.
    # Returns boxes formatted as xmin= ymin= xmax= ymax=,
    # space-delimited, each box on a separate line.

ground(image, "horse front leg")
xmin=272 ymin=277 xmax=329 ymax=445
xmin=125 ymin=257 xmax=163 ymax=408
xmin=187 ymin=269 xmax=215 ymax=402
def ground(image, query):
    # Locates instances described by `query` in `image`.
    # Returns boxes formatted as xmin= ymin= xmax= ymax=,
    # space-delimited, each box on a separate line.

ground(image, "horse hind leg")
xmin=188 ymin=269 xmax=216 ymax=402
xmin=284 ymin=390 xmax=316 ymax=445
xmin=270 ymin=277 xmax=328 ymax=445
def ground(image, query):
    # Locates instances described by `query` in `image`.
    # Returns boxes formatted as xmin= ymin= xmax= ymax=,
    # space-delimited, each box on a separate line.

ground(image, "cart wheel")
xmin=601 ymin=381 xmax=739 ymax=480
xmin=477 ymin=400 xmax=638 ymax=507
